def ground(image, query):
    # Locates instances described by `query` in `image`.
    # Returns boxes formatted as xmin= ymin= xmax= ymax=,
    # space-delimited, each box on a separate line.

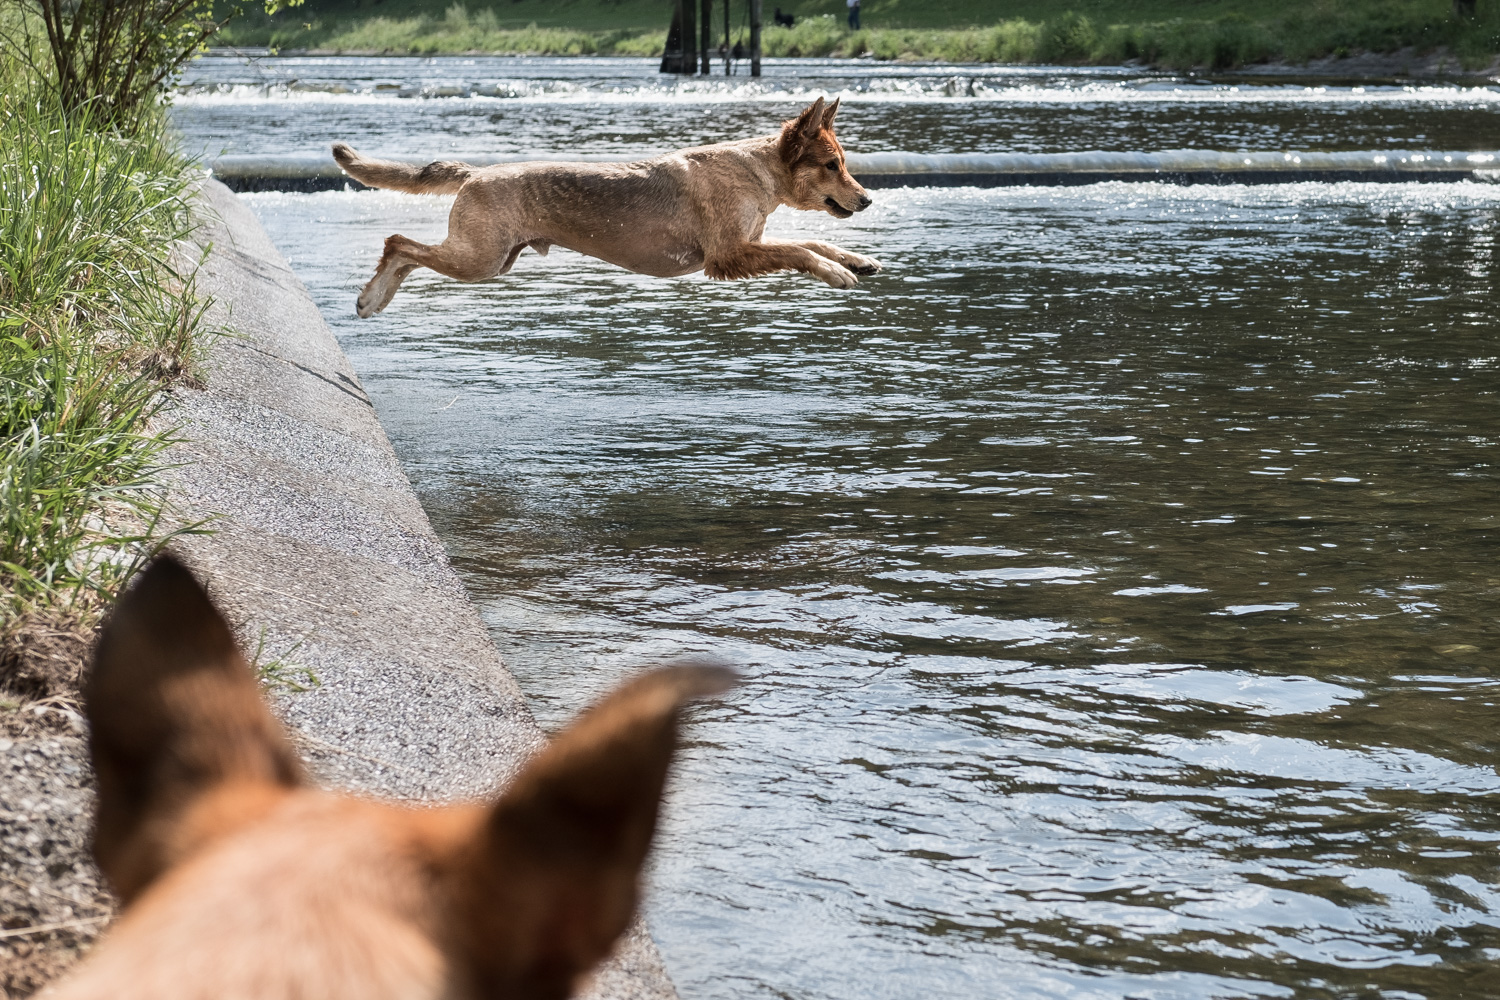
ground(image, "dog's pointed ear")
xmin=446 ymin=665 xmax=734 ymax=1000
xmin=87 ymin=554 xmax=303 ymax=902
xmin=780 ymin=96 xmax=828 ymax=162
xmin=800 ymin=95 xmax=828 ymax=127
xmin=821 ymin=96 xmax=841 ymax=129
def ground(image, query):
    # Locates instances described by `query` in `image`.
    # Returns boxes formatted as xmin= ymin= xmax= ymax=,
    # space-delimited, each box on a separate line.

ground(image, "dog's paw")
xmin=815 ymin=262 xmax=859 ymax=289
xmin=355 ymin=291 xmax=380 ymax=318
xmin=843 ymin=253 xmax=882 ymax=276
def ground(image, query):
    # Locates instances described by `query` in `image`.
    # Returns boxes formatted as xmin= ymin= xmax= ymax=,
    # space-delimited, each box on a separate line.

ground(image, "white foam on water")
xmin=877 ymin=178 xmax=1500 ymax=212
xmin=173 ymin=78 xmax=1500 ymax=107
xmin=241 ymin=180 xmax=1500 ymax=226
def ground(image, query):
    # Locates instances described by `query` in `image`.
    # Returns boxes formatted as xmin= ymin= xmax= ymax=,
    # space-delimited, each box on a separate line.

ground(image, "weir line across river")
xmin=208 ymin=148 xmax=1500 ymax=193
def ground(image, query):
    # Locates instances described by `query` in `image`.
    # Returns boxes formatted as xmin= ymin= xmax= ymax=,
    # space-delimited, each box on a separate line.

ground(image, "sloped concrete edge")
xmin=158 ymin=178 xmax=679 ymax=1000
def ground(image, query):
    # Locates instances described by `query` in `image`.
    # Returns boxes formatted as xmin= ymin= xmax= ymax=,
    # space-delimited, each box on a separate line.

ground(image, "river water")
xmin=175 ymin=54 xmax=1500 ymax=1000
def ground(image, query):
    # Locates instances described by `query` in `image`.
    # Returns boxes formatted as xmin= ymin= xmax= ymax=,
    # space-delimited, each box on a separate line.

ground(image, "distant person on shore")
xmin=847 ymin=0 xmax=861 ymax=30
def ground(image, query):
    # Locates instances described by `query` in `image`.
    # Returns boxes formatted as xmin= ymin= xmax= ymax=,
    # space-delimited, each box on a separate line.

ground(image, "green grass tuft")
xmin=0 ymin=41 xmax=214 ymax=623
xmin=249 ymin=627 xmax=320 ymax=692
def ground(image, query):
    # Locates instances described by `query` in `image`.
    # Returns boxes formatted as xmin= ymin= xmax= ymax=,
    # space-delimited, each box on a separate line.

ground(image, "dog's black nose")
xmin=858 ymin=194 xmax=873 ymax=210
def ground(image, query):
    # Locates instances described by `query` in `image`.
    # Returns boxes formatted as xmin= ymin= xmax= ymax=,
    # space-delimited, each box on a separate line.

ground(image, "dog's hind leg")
xmin=770 ymin=239 xmax=883 ymax=276
xmin=356 ymin=234 xmax=524 ymax=318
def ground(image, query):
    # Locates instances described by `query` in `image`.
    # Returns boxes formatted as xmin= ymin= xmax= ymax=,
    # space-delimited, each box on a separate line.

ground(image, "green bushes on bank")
xmin=220 ymin=0 xmax=1500 ymax=70
xmin=754 ymin=4 xmax=1499 ymax=68
xmin=316 ymin=6 xmax=647 ymax=56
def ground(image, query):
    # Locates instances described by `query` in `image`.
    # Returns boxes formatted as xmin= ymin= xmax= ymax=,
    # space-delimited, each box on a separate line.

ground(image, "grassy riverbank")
xmin=0 ymin=50 xmax=207 ymax=724
xmin=217 ymin=0 xmax=1500 ymax=70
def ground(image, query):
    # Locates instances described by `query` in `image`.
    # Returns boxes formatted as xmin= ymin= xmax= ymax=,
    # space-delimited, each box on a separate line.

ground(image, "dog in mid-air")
xmin=43 ymin=555 xmax=731 ymax=1000
xmin=332 ymin=96 xmax=881 ymax=317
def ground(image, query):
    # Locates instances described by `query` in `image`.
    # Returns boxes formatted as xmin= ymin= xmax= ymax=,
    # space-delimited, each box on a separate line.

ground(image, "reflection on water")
xmin=180 ymin=53 xmax=1500 ymax=1000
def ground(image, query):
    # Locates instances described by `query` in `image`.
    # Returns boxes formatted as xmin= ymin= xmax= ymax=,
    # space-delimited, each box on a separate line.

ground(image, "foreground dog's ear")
xmin=446 ymin=664 xmax=734 ymax=1000
xmin=87 ymin=555 xmax=303 ymax=902
xmin=780 ymin=96 xmax=828 ymax=161
xmin=821 ymin=96 xmax=841 ymax=129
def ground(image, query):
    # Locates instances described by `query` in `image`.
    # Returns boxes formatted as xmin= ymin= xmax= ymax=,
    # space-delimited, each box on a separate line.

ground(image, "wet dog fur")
xmin=42 ymin=555 xmax=731 ymax=1000
xmin=332 ymin=97 xmax=881 ymax=317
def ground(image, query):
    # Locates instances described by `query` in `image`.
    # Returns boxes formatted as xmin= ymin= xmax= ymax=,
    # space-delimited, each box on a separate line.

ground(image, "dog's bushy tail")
xmin=331 ymin=142 xmax=473 ymax=194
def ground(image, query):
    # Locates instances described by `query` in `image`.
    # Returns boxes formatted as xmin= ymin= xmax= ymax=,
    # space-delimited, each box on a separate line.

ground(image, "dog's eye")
xmin=826 ymin=160 xmax=838 ymax=171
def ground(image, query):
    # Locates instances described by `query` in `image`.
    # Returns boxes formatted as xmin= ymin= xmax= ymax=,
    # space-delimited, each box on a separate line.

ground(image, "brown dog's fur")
xmin=332 ymin=97 xmax=881 ymax=317
xmin=42 ymin=556 xmax=731 ymax=1000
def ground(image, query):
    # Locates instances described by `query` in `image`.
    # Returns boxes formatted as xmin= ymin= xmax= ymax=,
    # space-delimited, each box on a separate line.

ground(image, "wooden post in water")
xmin=659 ymin=0 xmax=680 ymax=73
xmin=724 ymin=0 xmax=731 ymax=74
xmin=659 ymin=0 xmax=697 ymax=74
xmin=700 ymin=0 xmax=713 ymax=74
xmin=750 ymin=0 xmax=762 ymax=77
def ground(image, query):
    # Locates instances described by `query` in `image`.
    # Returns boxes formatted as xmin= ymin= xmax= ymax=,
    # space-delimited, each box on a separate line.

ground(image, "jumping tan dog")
xmin=44 ymin=556 xmax=731 ymax=1000
xmin=332 ymin=96 xmax=881 ymax=317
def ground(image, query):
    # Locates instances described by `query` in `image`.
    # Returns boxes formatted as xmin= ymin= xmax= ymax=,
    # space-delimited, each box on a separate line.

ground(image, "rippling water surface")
xmin=176 ymin=53 xmax=1500 ymax=1000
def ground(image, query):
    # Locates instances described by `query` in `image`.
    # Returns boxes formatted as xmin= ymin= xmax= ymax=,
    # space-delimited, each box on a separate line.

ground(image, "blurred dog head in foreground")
xmin=46 ymin=555 xmax=730 ymax=1000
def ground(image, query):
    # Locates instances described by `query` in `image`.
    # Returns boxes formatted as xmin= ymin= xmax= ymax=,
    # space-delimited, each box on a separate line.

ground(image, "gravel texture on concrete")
xmin=0 ymin=178 xmax=680 ymax=1000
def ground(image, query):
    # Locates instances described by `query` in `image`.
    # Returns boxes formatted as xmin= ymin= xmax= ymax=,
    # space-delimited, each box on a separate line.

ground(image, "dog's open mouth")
xmin=824 ymin=197 xmax=855 ymax=219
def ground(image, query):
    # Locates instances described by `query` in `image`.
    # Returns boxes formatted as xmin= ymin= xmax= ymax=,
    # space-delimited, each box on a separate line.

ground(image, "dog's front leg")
xmin=768 ymin=239 xmax=882 ymax=277
xmin=705 ymin=242 xmax=860 ymax=289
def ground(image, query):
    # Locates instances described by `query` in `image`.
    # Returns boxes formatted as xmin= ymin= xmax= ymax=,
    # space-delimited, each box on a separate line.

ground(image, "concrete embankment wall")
xmin=177 ymin=182 xmax=544 ymax=799
xmin=0 ymin=179 xmax=680 ymax=1000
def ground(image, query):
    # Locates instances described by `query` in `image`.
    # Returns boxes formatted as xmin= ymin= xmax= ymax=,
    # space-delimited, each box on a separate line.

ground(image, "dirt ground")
xmin=0 ymin=618 xmax=115 ymax=999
